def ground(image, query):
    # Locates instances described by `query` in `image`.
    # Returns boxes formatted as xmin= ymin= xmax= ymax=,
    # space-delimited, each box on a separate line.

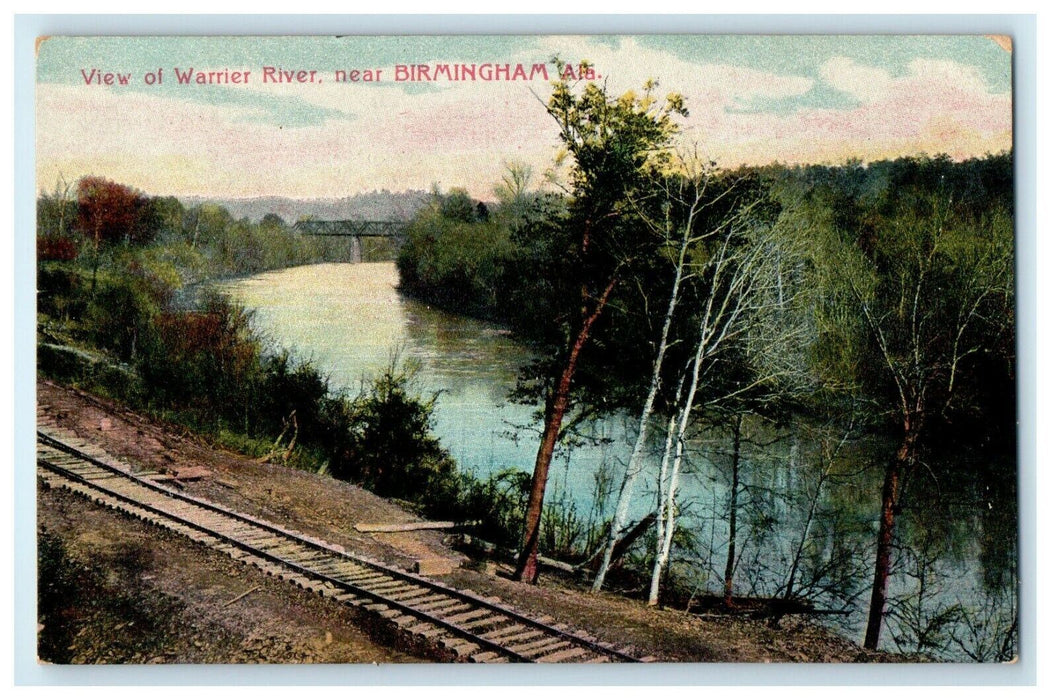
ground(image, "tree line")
xmin=35 ymin=169 xmax=623 ymax=608
xmin=396 ymin=70 xmax=1015 ymax=652
xmin=37 ymin=175 xmax=377 ymax=284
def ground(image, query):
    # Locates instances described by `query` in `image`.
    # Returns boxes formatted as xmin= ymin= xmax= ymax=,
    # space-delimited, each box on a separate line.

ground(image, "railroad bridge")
xmin=294 ymin=219 xmax=408 ymax=263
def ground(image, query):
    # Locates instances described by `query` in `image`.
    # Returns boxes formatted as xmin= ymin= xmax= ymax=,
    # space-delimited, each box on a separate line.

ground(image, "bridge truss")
xmin=294 ymin=220 xmax=408 ymax=263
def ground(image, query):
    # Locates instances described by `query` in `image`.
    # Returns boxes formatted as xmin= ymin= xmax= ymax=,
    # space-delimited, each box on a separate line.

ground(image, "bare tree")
xmin=777 ymin=416 xmax=857 ymax=605
xmin=643 ymin=197 xmax=816 ymax=607
xmin=494 ymin=160 xmax=534 ymax=205
xmin=591 ymin=156 xmax=712 ymax=593
xmin=41 ymin=174 xmax=74 ymax=237
xmin=646 ymin=211 xmax=779 ymax=606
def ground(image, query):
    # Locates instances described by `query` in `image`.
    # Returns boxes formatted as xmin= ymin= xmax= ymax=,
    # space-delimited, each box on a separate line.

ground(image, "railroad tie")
xmin=397 ymin=593 xmax=450 ymax=607
xmin=479 ymin=623 xmax=524 ymax=640
xmin=485 ymin=628 xmax=541 ymax=645
xmin=406 ymin=622 xmax=445 ymax=639
xmin=469 ymin=651 xmax=505 ymax=663
xmin=385 ymin=587 xmax=433 ymax=603
xmin=416 ymin=599 xmax=472 ymax=615
xmin=460 ymin=614 xmax=511 ymax=631
xmin=508 ymin=637 xmax=569 ymax=656
xmin=440 ymin=637 xmax=480 ymax=658
xmin=441 ymin=608 xmax=496 ymax=625
xmin=534 ymin=647 xmax=594 ymax=663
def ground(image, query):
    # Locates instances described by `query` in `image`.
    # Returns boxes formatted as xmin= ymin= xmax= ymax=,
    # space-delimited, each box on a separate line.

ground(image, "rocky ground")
xmin=36 ymin=379 xmax=908 ymax=664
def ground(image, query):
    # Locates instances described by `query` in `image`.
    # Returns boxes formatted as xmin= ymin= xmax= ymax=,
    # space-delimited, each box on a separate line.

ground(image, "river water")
xmin=219 ymin=262 xmax=1018 ymax=661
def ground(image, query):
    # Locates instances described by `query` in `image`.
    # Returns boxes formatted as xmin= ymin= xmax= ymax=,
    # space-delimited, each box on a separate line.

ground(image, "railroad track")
xmin=36 ymin=430 xmax=646 ymax=664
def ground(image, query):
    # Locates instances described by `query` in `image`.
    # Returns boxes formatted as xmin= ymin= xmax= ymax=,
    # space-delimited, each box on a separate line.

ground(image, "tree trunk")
xmin=653 ymin=436 xmax=683 ymax=605
xmin=593 ymin=225 xmax=690 ymax=593
xmin=581 ymin=513 xmax=655 ymax=573
xmin=863 ymin=428 xmax=915 ymax=649
xmin=514 ymin=275 xmax=618 ymax=584
xmin=648 ymin=410 xmax=679 ymax=606
xmin=723 ymin=414 xmax=743 ymax=608
xmin=90 ymin=232 xmax=101 ymax=296
xmin=513 ymin=385 xmax=570 ymax=584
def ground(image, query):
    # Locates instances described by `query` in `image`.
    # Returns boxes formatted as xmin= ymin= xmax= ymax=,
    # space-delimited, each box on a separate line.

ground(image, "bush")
xmin=330 ymin=362 xmax=459 ymax=505
xmin=37 ymin=234 xmax=79 ymax=261
xmin=140 ymin=292 xmax=263 ymax=428
xmin=37 ymin=263 xmax=86 ymax=320
xmin=451 ymin=468 xmax=531 ymax=549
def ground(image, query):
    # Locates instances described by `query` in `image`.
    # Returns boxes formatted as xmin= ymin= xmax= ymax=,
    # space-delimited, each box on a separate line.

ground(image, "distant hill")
xmin=179 ymin=190 xmax=432 ymax=224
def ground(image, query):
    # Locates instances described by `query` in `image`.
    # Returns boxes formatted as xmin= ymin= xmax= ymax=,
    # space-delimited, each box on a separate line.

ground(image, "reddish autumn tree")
xmin=75 ymin=176 xmax=150 ymax=290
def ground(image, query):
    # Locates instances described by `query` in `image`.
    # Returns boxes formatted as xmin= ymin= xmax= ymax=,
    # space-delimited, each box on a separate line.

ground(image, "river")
xmin=219 ymin=261 xmax=1018 ymax=661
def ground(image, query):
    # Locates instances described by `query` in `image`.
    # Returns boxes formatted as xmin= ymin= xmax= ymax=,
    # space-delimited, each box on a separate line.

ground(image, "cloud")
xmin=35 ymin=36 xmax=1012 ymax=199
xmin=819 ymin=57 xmax=894 ymax=102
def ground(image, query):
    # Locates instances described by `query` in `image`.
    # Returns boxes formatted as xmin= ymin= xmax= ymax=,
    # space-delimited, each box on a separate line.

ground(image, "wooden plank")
xmin=354 ymin=521 xmax=458 ymax=533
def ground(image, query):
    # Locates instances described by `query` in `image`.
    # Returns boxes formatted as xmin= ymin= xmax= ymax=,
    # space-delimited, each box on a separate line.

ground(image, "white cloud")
xmin=819 ymin=57 xmax=894 ymax=102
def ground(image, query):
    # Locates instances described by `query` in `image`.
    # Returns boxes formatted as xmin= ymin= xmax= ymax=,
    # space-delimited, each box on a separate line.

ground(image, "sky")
xmin=35 ymin=35 xmax=1013 ymax=200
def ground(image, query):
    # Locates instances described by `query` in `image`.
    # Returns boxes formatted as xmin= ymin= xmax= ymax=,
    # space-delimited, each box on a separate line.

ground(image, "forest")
xmin=397 ymin=76 xmax=1016 ymax=657
xmin=36 ymin=75 xmax=1017 ymax=662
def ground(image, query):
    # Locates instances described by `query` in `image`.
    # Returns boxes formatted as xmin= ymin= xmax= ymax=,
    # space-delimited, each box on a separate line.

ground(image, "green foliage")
xmin=450 ymin=468 xmax=532 ymax=549
xmin=330 ymin=361 xmax=459 ymax=503
xmin=796 ymin=155 xmax=1015 ymax=445
xmin=37 ymin=154 xmax=1016 ymax=654
xmin=140 ymin=292 xmax=264 ymax=427
xmin=37 ymin=253 xmax=465 ymax=518
xmin=397 ymin=191 xmax=516 ymax=316
xmin=546 ymin=73 xmax=685 ymax=203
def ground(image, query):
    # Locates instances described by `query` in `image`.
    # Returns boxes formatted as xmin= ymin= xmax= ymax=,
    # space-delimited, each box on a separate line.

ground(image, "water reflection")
xmin=221 ymin=262 xmax=1017 ymax=661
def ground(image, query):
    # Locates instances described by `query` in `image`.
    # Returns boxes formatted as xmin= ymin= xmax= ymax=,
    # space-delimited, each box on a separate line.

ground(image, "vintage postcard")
xmin=33 ymin=34 xmax=1017 ymax=667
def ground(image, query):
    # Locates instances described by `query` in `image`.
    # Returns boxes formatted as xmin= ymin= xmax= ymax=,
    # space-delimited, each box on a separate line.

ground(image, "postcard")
xmin=32 ymin=33 xmax=1018 ymax=667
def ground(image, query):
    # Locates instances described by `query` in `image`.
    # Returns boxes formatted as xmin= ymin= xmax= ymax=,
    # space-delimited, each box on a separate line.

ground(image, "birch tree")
xmin=646 ymin=205 xmax=782 ymax=606
xmin=588 ymin=160 xmax=783 ymax=591
xmin=644 ymin=196 xmax=815 ymax=607
xmin=590 ymin=158 xmax=711 ymax=593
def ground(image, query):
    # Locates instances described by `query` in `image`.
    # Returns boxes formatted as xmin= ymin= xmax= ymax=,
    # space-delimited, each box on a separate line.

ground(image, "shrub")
xmin=140 ymin=293 xmax=263 ymax=427
xmin=330 ymin=362 xmax=459 ymax=504
xmin=37 ymin=235 xmax=79 ymax=261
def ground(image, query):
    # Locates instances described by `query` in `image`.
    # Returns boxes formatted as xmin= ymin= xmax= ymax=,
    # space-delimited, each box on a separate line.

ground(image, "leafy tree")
xmin=397 ymin=189 xmax=516 ymax=317
xmin=439 ymin=188 xmax=478 ymax=223
xmin=260 ymin=213 xmax=286 ymax=230
xmin=184 ymin=203 xmax=234 ymax=250
xmin=75 ymin=176 xmax=151 ymax=291
xmin=144 ymin=196 xmax=185 ymax=240
xmin=810 ymin=173 xmax=1014 ymax=649
xmin=76 ymin=176 xmax=150 ymax=246
xmin=513 ymin=68 xmax=687 ymax=583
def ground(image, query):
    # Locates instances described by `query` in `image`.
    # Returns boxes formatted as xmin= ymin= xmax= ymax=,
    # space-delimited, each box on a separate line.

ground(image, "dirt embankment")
xmin=36 ymin=379 xmax=904 ymax=664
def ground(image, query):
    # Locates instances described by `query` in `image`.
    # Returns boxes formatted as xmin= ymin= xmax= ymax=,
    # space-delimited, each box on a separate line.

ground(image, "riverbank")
xmin=37 ymin=379 xmax=910 ymax=663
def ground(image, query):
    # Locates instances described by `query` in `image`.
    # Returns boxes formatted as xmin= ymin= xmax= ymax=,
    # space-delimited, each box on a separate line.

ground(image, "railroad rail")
xmin=36 ymin=430 xmax=646 ymax=664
